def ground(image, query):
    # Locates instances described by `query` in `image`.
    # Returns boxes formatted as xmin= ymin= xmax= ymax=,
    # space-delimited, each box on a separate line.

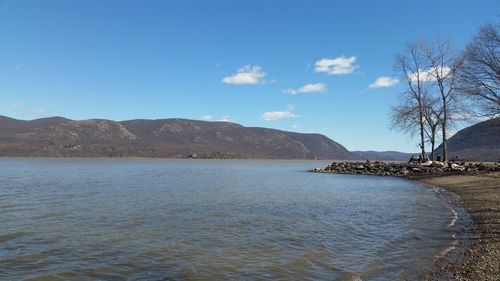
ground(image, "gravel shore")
xmin=417 ymin=173 xmax=500 ymax=280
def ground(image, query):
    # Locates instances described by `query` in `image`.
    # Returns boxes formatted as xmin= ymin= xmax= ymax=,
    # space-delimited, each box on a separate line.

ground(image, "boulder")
xmin=431 ymin=161 xmax=446 ymax=168
xmin=450 ymin=163 xmax=465 ymax=171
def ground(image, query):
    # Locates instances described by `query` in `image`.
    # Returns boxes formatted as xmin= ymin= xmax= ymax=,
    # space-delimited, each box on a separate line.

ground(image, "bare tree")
xmin=422 ymin=39 xmax=463 ymax=162
xmin=458 ymin=23 xmax=500 ymax=117
xmin=390 ymin=97 xmax=420 ymax=139
xmin=422 ymin=95 xmax=442 ymax=161
xmin=391 ymin=94 xmax=441 ymax=161
xmin=393 ymin=42 xmax=430 ymax=161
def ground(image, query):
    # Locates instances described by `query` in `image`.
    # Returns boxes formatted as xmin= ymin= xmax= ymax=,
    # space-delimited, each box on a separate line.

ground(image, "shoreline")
xmin=0 ymin=155 xmax=342 ymax=161
xmin=415 ymin=173 xmax=500 ymax=280
xmin=312 ymin=162 xmax=499 ymax=280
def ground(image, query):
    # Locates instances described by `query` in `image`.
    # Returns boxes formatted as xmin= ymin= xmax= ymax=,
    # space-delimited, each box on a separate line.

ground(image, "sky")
xmin=0 ymin=0 xmax=498 ymax=152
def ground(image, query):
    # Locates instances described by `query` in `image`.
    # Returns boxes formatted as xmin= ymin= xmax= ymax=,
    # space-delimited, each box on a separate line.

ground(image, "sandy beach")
xmin=418 ymin=173 xmax=500 ymax=280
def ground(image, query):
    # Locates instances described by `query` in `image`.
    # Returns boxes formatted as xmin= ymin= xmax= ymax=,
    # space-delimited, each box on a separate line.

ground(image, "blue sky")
xmin=0 ymin=0 xmax=498 ymax=152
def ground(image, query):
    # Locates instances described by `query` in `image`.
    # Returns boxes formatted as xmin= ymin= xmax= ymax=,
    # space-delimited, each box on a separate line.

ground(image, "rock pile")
xmin=312 ymin=161 xmax=500 ymax=177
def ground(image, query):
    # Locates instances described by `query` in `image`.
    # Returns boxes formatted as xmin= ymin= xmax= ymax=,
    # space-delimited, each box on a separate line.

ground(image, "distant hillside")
xmin=0 ymin=116 xmax=352 ymax=160
xmin=436 ymin=117 xmax=500 ymax=162
xmin=352 ymin=151 xmax=415 ymax=161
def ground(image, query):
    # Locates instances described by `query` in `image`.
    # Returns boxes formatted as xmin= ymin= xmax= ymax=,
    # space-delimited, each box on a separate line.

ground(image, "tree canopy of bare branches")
xmin=421 ymin=39 xmax=463 ymax=162
xmin=458 ymin=23 xmax=500 ymax=117
xmin=392 ymin=39 xmax=463 ymax=162
xmin=393 ymin=41 xmax=430 ymax=161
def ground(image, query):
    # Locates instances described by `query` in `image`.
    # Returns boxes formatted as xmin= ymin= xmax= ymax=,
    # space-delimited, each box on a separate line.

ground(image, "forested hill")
xmin=0 ymin=115 xmax=352 ymax=160
xmin=436 ymin=118 xmax=500 ymax=162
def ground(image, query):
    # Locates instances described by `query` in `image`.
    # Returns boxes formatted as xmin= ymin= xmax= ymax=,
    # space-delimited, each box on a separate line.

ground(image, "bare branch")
xmin=457 ymin=23 xmax=500 ymax=118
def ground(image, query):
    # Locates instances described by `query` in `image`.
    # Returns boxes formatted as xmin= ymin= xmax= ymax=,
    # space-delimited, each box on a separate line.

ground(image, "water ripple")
xmin=0 ymin=158 xmax=456 ymax=280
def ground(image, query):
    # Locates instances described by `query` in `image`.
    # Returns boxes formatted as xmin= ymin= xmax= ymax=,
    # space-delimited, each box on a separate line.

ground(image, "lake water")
xmin=0 ymin=158 xmax=458 ymax=280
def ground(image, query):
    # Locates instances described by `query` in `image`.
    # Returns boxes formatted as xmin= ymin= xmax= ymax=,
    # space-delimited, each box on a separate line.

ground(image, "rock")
xmin=421 ymin=161 xmax=433 ymax=166
xmin=431 ymin=161 xmax=446 ymax=168
xmin=313 ymin=161 xmax=498 ymax=177
xmin=451 ymin=163 xmax=465 ymax=171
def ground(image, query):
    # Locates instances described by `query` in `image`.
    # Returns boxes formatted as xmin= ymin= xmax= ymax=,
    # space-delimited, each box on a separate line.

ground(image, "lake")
xmin=0 ymin=158 xmax=457 ymax=280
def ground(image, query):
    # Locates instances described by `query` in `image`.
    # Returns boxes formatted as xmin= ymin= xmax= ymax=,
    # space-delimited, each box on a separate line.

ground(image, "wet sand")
xmin=417 ymin=173 xmax=500 ymax=280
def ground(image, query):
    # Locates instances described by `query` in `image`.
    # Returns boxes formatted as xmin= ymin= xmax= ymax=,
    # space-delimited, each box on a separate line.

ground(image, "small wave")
xmin=437 ymin=233 xmax=457 ymax=258
xmin=440 ymin=206 xmax=459 ymax=257
xmin=429 ymin=185 xmax=460 ymax=228
xmin=426 ymin=185 xmax=462 ymax=260
xmin=0 ymin=231 xmax=32 ymax=243
xmin=448 ymin=209 xmax=458 ymax=228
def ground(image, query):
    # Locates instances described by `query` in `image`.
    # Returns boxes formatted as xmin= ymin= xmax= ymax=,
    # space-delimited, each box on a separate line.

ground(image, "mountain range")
xmin=351 ymin=151 xmax=415 ymax=161
xmin=0 ymin=115 xmax=351 ymax=159
xmin=0 ymin=115 xmax=498 ymax=161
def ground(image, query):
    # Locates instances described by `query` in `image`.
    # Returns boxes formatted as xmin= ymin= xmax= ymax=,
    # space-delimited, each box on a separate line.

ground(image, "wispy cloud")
xmin=284 ymin=82 xmax=327 ymax=95
xmin=217 ymin=115 xmax=233 ymax=122
xmin=409 ymin=66 xmax=451 ymax=83
xmin=23 ymin=108 xmax=49 ymax=117
xmin=314 ymin=56 xmax=358 ymax=75
xmin=200 ymin=115 xmax=234 ymax=122
xmin=9 ymin=101 xmax=50 ymax=118
xmin=201 ymin=115 xmax=213 ymax=121
xmin=222 ymin=65 xmax=266 ymax=85
xmin=369 ymin=76 xmax=399 ymax=89
xmin=261 ymin=105 xmax=298 ymax=121
xmin=9 ymin=102 xmax=25 ymax=108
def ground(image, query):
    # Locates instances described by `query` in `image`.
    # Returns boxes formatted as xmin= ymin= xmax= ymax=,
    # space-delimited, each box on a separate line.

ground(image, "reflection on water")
xmin=0 ymin=158 xmax=455 ymax=280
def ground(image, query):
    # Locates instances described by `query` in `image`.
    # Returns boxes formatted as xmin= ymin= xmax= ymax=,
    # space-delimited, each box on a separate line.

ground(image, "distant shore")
xmin=417 ymin=173 xmax=500 ymax=280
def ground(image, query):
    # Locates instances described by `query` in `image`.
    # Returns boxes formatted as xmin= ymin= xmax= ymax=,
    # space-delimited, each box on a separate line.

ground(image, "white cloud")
xmin=201 ymin=115 xmax=213 ymax=121
xmin=291 ymin=124 xmax=298 ymax=129
xmin=369 ymin=76 xmax=399 ymax=88
xmin=409 ymin=66 xmax=451 ymax=83
xmin=217 ymin=115 xmax=233 ymax=122
xmin=314 ymin=56 xmax=358 ymax=75
xmin=201 ymin=115 xmax=233 ymax=122
xmin=261 ymin=105 xmax=298 ymax=121
xmin=450 ymin=112 xmax=471 ymax=120
xmin=284 ymin=82 xmax=327 ymax=95
xmin=222 ymin=65 xmax=266 ymax=85
xmin=9 ymin=102 xmax=25 ymax=108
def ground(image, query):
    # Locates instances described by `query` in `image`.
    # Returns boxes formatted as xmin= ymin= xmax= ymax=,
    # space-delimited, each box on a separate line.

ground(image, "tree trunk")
xmin=441 ymin=97 xmax=448 ymax=162
xmin=431 ymin=126 xmax=437 ymax=161
xmin=419 ymin=121 xmax=426 ymax=160
xmin=417 ymin=97 xmax=427 ymax=161
xmin=431 ymin=140 xmax=435 ymax=161
xmin=441 ymin=123 xmax=448 ymax=162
